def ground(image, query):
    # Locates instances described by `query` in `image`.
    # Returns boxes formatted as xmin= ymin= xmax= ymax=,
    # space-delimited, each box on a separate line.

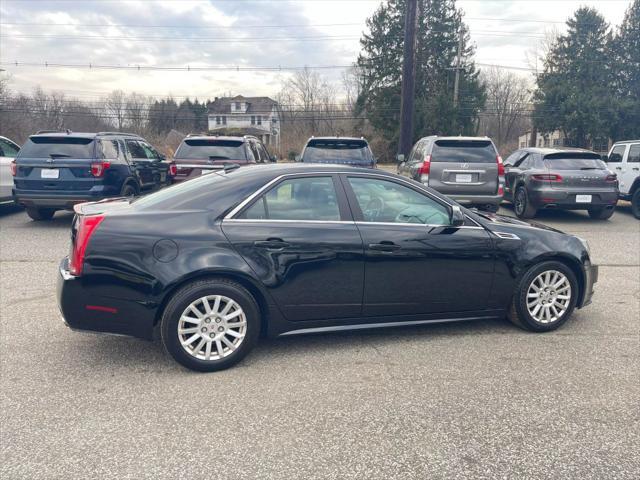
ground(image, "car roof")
xmin=420 ymin=136 xmax=492 ymax=142
xmin=612 ymin=139 xmax=640 ymax=145
xmin=28 ymin=131 xmax=142 ymax=140
xmin=520 ymin=147 xmax=596 ymax=155
xmin=223 ymin=163 xmax=393 ymax=180
xmin=183 ymin=135 xmax=251 ymax=142
xmin=305 ymin=136 xmax=369 ymax=142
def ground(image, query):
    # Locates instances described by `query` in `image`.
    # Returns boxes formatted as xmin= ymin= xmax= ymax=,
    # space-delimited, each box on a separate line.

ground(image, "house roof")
xmin=208 ymin=96 xmax=278 ymax=115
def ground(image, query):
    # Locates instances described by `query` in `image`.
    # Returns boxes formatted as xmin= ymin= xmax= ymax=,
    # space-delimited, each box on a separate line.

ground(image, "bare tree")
xmin=124 ymin=93 xmax=150 ymax=132
xmin=478 ymin=67 xmax=532 ymax=151
xmin=104 ymin=90 xmax=127 ymax=131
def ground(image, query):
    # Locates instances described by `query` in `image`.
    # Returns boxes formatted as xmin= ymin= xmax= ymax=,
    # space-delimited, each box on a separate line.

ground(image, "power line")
xmin=0 ymin=61 xmax=355 ymax=71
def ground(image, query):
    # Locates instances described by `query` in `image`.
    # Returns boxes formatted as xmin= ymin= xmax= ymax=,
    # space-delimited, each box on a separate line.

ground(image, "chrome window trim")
xmin=354 ymin=221 xmax=484 ymax=230
xmin=223 ymin=219 xmax=354 ymax=225
xmin=223 ymin=170 xmax=485 ymax=227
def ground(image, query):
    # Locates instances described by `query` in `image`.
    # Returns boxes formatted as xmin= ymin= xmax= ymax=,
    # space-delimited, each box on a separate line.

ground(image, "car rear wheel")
xmin=514 ymin=186 xmax=536 ymax=219
xmin=160 ymin=278 xmax=260 ymax=372
xmin=508 ymin=261 xmax=578 ymax=332
xmin=631 ymin=189 xmax=640 ymax=219
xmin=25 ymin=207 xmax=56 ymax=221
xmin=120 ymin=183 xmax=137 ymax=198
xmin=588 ymin=206 xmax=615 ymax=220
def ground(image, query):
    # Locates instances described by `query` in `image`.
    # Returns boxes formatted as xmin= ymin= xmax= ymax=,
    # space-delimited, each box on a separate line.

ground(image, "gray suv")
xmin=397 ymin=136 xmax=504 ymax=211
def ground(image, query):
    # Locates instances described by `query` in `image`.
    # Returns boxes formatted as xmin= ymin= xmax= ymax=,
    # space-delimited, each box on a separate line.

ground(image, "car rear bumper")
xmin=57 ymin=258 xmax=156 ymax=340
xmin=14 ymin=190 xmax=116 ymax=209
xmin=447 ymin=193 xmax=503 ymax=206
xmin=528 ymin=189 xmax=618 ymax=209
xmin=579 ymin=262 xmax=598 ymax=308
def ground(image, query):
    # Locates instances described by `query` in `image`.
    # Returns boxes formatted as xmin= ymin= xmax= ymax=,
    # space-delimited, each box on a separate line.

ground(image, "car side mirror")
xmin=396 ymin=154 xmax=405 ymax=163
xmin=158 ymin=153 xmax=166 ymax=161
xmin=601 ymin=155 xmax=608 ymax=162
xmin=450 ymin=205 xmax=465 ymax=227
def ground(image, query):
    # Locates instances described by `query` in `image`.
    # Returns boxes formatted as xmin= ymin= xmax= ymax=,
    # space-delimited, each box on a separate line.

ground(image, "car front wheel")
xmin=508 ymin=261 xmax=578 ymax=332
xmin=161 ymin=278 xmax=260 ymax=372
xmin=588 ymin=206 xmax=615 ymax=220
xmin=26 ymin=207 xmax=56 ymax=221
xmin=514 ymin=186 xmax=536 ymax=219
xmin=632 ymin=189 xmax=640 ymax=219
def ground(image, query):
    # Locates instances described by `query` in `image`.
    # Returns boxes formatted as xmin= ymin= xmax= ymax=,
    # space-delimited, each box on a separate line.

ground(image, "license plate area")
xmin=41 ymin=169 xmax=59 ymax=179
xmin=456 ymin=173 xmax=473 ymax=183
xmin=575 ymin=195 xmax=592 ymax=203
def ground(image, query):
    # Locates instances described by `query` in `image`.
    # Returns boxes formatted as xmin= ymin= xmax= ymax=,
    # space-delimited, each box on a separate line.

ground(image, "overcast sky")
xmin=0 ymin=0 xmax=632 ymax=101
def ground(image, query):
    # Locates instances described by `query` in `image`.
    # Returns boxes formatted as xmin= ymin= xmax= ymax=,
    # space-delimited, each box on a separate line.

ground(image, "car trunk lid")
xmin=543 ymin=152 xmax=615 ymax=191
xmin=428 ymin=139 xmax=499 ymax=195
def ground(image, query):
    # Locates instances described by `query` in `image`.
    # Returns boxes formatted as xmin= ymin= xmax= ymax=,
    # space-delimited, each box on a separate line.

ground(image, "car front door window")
xmin=347 ymin=176 xmax=451 ymax=225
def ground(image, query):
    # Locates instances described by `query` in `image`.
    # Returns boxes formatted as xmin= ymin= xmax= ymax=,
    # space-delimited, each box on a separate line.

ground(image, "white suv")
xmin=605 ymin=140 xmax=640 ymax=219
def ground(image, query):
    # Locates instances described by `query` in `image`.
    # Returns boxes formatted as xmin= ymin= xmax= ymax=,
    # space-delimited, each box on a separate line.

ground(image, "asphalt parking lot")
xmin=1 ymin=200 xmax=638 ymax=479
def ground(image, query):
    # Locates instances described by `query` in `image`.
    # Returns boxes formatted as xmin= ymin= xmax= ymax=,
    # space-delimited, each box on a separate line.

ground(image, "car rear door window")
xmin=18 ymin=136 xmax=95 ymax=159
xmin=347 ymin=177 xmax=451 ymax=225
xmin=431 ymin=140 xmax=496 ymax=163
xmin=126 ymin=140 xmax=148 ymax=159
xmin=0 ymin=139 xmax=19 ymax=157
xmin=628 ymin=144 xmax=640 ymax=163
xmin=239 ymin=177 xmax=341 ymax=221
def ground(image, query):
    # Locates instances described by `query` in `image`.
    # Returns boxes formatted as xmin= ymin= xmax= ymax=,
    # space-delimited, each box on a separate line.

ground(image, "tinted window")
xmin=543 ymin=152 xmax=606 ymax=170
xmin=504 ymin=150 xmax=524 ymax=166
xmin=100 ymin=140 xmax=120 ymax=159
xmin=175 ymin=139 xmax=247 ymax=160
xmin=348 ymin=177 xmax=450 ymax=225
xmin=133 ymin=171 xmax=229 ymax=210
xmin=608 ymin=145 xmax=626 ymax=163
xmin=0 ymin=139 xmax=19 ymax=157
xmin=301 ymin=139 xmax=373 ymax=165
xmin=628 ymin=144 xmax=640 ymax=163
xmin=140 ymin=143 xmax=159 ymax=160
xmin=240 ymin=177 xmax=340 ymax=221
xmin=18 ymin=136 xmax=95 ymax=159
xmin=126 ymin=140 xmax=148 ymax=159
xmin=431 ymin=140 xmax=496 ymax=163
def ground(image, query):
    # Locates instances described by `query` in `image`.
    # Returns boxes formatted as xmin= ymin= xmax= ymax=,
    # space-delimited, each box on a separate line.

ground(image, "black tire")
xmin=588 ymin=206 xmax=615 ymax=220
xmin=514 ymin=186 xmax=537 ymax=219
xmin=507 ymin=260 xmax=579 ymax=332
xmin=160 ymin=278 xmax=261 ymax=372
xmin=25 ymin=207 xmax=56 ymax=221
xmin=631 ymin=189 xmax=640 ymax=220
xmin=478 ymin=203 xmax=499 ymax=213
xmin=120 ymin=182 xmax=138 ymax=198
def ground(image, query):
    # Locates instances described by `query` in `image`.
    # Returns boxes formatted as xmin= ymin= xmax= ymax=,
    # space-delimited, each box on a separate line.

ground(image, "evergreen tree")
xmin=612 ymin=0 xmax=640 ymax=140
xmin=533 ymin=7 xmax=616 ymax=147
xmin=356 ymin=0 xmax=485 ymax=156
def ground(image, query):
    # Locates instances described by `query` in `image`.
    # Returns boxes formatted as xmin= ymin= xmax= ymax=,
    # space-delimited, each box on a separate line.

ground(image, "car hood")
xmin=471 ymin=210 xmax=565 ymax=234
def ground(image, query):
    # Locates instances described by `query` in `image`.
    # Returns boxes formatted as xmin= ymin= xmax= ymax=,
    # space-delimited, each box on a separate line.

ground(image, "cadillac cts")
xmin=58 ymin=164 xmax=598 ymax=371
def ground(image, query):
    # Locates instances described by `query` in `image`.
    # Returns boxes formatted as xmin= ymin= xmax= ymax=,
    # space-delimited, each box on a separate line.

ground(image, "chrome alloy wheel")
xmin=515 ymin=189 xmax=525 ymax=215
xmin=178 ymin=295 xmax=247 ymax=361
xmin=526 ymin=270 xmax=572 ymax=324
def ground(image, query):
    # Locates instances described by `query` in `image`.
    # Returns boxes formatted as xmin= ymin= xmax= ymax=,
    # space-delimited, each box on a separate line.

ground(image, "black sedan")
xmin=58 ymin=164 xmax=598 ymax=371
xmin=503 ymin=148 xmax=618 ymax=219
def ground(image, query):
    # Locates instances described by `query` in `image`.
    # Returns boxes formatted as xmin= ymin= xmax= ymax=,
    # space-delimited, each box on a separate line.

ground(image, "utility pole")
xmin=453 ymin=26 xmax=463 ymax=108
xmin=398 ymin=0 xmax=419 ymax=159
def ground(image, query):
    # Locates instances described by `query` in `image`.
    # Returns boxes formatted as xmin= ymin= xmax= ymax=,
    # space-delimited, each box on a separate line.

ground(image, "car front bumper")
xmin=579 ymin=262 xmax=598 ymax=308
xmin=57 ymin=258 xmax=156 ymax=340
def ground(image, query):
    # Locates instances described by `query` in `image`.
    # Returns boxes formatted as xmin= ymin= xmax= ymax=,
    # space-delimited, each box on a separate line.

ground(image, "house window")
xmin=222 ymin=116 xmax=227 ymax=125
xmin=251 ymin=116 xmax=255 ymax=125
xmin=216 ymin=116 xmax=221 ymax=125
xmin=553 ymin=138 xmax=560 ymax=146
xmin=257 ymin=116 xmax=262 ymax=126
xmin=235 ymin=102 xmax=241 ymax=111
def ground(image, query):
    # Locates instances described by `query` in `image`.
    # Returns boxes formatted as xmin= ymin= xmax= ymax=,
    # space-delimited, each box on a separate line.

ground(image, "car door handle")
xmin=369 ymin=242 xmax=401 ymax=252
xmin=253 ymin=239 xmax=289 ymax=249
xmin=615 ymin=167 xmax=622 ymax=170
xmin=632 ymin=167 xmax=639 ymax=171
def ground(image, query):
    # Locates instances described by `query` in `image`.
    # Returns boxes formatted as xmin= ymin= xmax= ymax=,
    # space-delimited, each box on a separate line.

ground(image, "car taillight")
xmin=418 ymin=154 xmax=431 ymax=183
xmin=605 ymin=174 xmax=617 ymax=183
xmin=497 ymin=155 xmax=504 ymax=176
xmin=90 ymin=161 xmax=111 ymax=177
xmin=532 ymin=173 xmax=563 ymax=182
xmin=169 ymin=162 xmax=177 ymax=176
xmin=10 ymin=160 xmax=17 ymax=176
xmin=69 ymin=215 xmax=104 ymax=276
xmin=498 ymin=184 xmax=504 ymax=196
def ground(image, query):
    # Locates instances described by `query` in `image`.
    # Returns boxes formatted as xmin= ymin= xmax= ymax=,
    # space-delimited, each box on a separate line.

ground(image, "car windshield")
xmin=543 ymin=152 xmax=606 ymax=170
xmin=302 ymin=139 xmax=373 ymax=165
xmin=431 ymin=140 xmax=496 ymax=163
xmin=175 ymin=139 xmax=247 ymax=160
xmin=17 ymin=136 xmax=96 ymax=159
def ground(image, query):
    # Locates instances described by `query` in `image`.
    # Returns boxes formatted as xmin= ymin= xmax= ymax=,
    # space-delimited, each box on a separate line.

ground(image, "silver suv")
xmin=397 ymin=136 xmax=504 ymax=211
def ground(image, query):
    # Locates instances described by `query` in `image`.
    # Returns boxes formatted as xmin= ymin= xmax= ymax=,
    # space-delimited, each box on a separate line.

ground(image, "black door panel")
xmin=356 ymin=223 xmax=494 ymax=316
xmin=222 ymin=221 xmax=364 ymax=321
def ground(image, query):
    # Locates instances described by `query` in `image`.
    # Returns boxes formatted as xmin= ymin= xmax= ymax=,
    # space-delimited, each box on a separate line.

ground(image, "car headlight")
xmin=576 ymin=236 xmax=591 ymax=256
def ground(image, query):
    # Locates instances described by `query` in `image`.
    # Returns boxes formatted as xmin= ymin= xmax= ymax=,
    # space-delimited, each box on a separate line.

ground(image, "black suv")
xmin=13 ymin=131 xmax=176 ymax=220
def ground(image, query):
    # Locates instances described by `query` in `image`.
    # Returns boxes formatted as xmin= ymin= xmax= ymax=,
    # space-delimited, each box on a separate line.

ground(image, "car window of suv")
xmin=627 ymin=144 xmax=640 ymax=163
xmin=0 ymin=139 xmax=19 ymax=157
xmin=238 ymin=176 xmax=340 ymax=221
xmin=140 ymin=142 xmax=159 ymax=160
xmin=246 ymin=143 xmax=258 ymax=163
xmin=100 ymin=139 xmax=120 ymax=159
xmin=348 ymin=176 xmax=451 ymax=225
xmin=258 ymin=144 xmax=270 ymax=163
xmin=608 ymin=145 xmax=626 ymax=163
xmin=513 ymin=153 xmax=530 ymax=168
xmin=126 ymin=140 xmax=148 ymax=159
xmin=504 ymin=150 xmax=523 ymax=166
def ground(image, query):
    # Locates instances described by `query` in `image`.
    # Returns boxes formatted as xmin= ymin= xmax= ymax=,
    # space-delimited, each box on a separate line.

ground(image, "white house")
xmin=208 ymin=95 xmax=281 ymax=149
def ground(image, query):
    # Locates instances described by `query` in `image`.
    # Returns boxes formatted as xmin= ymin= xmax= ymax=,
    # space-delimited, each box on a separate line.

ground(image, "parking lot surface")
xmin=1 ymin=200 xmax=638 ymax=479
